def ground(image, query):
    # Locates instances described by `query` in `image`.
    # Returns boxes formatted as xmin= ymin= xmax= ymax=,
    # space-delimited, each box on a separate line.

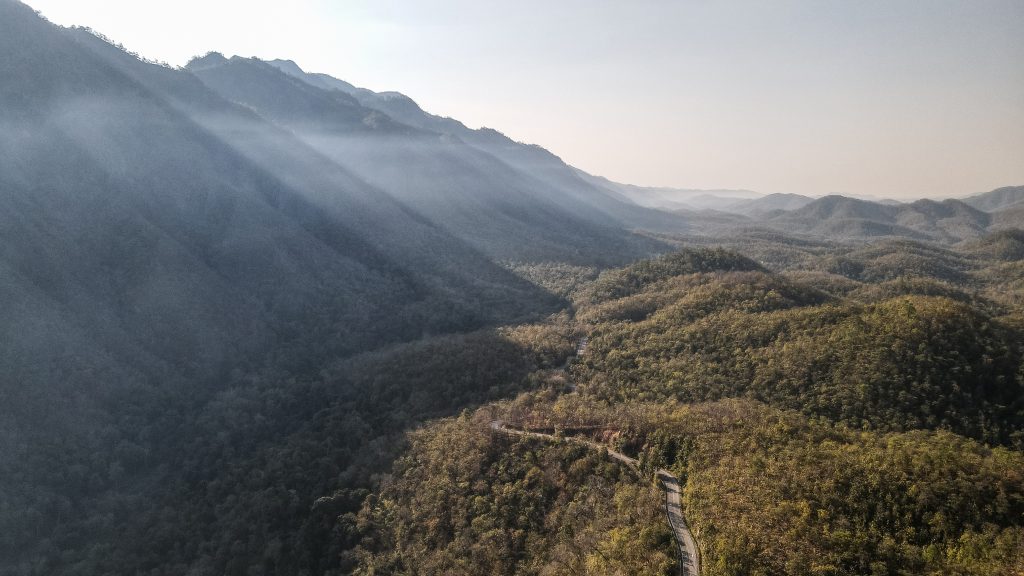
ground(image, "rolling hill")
xmin=760 ymin=195 xmax=993 ymax=242
xmin=724 ymin=192 xmax=815 ymax=215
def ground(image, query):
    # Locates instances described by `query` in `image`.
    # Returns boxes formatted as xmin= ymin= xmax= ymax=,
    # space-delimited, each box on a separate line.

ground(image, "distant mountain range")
xmin=578 ymin=170 xmax=1022 ymax=242
xmin=230 ymin=58 xmax=1024 ymax=246
xmin=574 ymin=170 xmax=762 ymax=211
xmin=0 ymin=0 xmax=1017 ymax=420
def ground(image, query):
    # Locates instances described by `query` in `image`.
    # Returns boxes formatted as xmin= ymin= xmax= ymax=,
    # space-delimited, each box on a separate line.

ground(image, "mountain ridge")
xmin=963 ymin=185 xmax=1024 ymax=212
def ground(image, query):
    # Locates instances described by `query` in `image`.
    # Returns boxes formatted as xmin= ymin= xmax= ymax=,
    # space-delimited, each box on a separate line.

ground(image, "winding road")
xmin=490 ymin=420 xmax=701 ymax=576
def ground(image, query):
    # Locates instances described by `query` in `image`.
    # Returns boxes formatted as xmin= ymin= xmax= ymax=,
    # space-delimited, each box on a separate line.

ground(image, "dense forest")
xmin=348 ymin=241 xmax=1024 ymax=576
xmin=350 ymin=413 xmax=676 ymax=575
xmin=488 ymin=394 xmax=1024 ymax=576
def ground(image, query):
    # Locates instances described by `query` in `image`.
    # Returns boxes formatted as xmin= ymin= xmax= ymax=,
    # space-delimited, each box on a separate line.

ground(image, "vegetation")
xmin=9 ymin=234 xmax=1023 ymax=575
xmin=503 ymin=261 xmax=599 ymax=298
xmin=579 ymin=289 xmax=1023 ymax=444
xmin=0 ymin=320 xmax=577 ymax=576
xmin=346 ymin=241 xmax=1024 ymax=575
xmin=350 ymin=413 xmax=676 ymax=575
xmin=499 ymin=394 xmax=1024 ymax=576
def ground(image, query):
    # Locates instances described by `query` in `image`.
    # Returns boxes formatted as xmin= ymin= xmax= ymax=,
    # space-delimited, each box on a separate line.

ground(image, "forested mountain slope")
xmin=0 ymin=0 xmax=562 ymax=381
xmin=0 ymin=2 xmax=627 ymax=572
xmin=266 ymin=59 xmax=693 ymax=235
xmin=190 ymin=56 xmax=675 ymax=263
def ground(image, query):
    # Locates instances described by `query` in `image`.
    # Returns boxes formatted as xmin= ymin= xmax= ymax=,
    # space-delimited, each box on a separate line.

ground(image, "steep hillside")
xmin=0 ymin=1 xmax=567 ymax=394
xmin=351 ymin=413 xmax=676 ymax=574
xmin=0 ymin=3 xmax=592 ymax=572
xmin=267 ymin=59 xmax=693 ymax=235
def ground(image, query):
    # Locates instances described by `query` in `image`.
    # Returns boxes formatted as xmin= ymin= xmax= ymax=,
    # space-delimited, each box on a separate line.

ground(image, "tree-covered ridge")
xmin=496 ymin=394 xmax=1024 ymax=576
xmin=351 ymin=412 xmax=676 ymax=575
xmin=573 ymin=247 xmax=1024 ymax=447
xmin=579 ymin=248 xmax=763 ymax=304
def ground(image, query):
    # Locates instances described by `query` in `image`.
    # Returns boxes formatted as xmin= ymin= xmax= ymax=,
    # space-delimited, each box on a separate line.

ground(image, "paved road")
xmin=490 ymin=420 xmax=701 ymax=576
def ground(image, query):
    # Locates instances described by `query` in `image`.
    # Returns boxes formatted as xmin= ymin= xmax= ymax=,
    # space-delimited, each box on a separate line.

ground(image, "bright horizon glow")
xmin=25 ymin=0 xmax=1024 ymax=199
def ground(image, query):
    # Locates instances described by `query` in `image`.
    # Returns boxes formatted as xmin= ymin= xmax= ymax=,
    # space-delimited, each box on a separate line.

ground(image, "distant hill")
xmin=962 ymin=185 xmax=1024 ymax=212
xmin=724 ymin=193 xmax=815 ymax=216
xmin=570 ymin=169 xmax=761 ymax=211
xmin=762 ymin=195 xmax=992 ymax=242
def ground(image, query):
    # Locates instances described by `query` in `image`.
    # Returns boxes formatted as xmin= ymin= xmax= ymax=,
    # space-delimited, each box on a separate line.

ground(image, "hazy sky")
xmin=28 ymin=0 xmax=1024 ymax=198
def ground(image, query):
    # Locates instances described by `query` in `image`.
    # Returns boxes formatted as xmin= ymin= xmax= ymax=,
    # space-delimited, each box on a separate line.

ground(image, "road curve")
xmin=490 ymin=420 xmax=701 ymax=576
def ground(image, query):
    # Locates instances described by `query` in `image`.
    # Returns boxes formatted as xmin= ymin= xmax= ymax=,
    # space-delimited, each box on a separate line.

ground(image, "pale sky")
xmin=26 ymin=0 xmax=1024 ymax=198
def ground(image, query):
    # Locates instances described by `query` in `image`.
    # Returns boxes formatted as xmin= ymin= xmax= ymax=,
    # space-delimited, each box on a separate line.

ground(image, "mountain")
xmin=963 ymin=185 xmax=1024 ymax=212
xmin=992 ymin=203 xmax=1024 ymax=231
xmin=631 ymin=193 xmax=1000 ymax=243
xmin=0 ymin=0 xmax=572 ymax=380
xmin=0 ymin=2 xmax=642 ymax=570
xmin=264 ymin=58 xmax=693 ymax=237
xmin=267 ymin=57 xmax=361 ymax=94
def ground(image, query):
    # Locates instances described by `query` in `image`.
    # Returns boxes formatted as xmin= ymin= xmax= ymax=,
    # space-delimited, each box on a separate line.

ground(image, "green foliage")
xmin=579 ymin=248 xmax=763 ymax=304
xmin=0 ymin=320 xmax=575 ymax=576
xmin=577 ymin=264 xmax=1024 ymax=445
xmin=501 ymin=395 xmax=1024 ymax=576
xmin=351 ymin=414 xmax=676 ymax=575
xmin=503 ymin=261 xmax=599 ymax=298
xmin=342 ymin=232 xmax=1024 ymax=575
